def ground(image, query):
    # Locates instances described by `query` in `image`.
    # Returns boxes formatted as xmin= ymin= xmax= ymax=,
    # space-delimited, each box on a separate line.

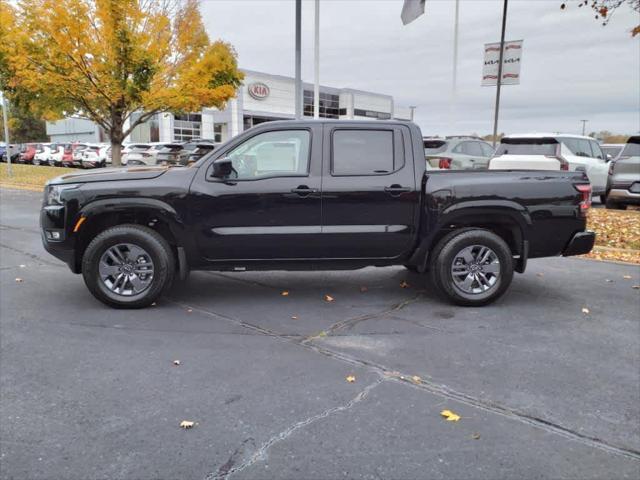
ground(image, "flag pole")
xmin=491 ymin=0 xmax=508 ymax=147
xmin=313 ymin=0 xmax=320 ymax=119
xmin=295 ymin=0 xmax=302 ymax=119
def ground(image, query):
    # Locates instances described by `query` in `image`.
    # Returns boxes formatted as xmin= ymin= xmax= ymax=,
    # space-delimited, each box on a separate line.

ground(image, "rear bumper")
xmin=608 ymin=188 xmax=640 ymax=205
xmin=562 ymin=231 xmax=596 ymax=257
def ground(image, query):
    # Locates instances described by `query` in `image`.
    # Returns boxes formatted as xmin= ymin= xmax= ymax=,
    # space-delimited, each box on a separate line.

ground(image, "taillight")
xmin=574 ymin=184 xmax=592 ymax=216
xmin=560 ymin=162 xmax=569 ymax=171
xmin=437 ymin=157 xmax=452 ymax=169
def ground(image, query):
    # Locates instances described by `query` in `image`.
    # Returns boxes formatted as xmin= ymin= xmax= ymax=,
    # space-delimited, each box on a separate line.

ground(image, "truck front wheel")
xmin=429 ymin=229 xmax=513 ymax=306
xmin=82 ymin=224 xmax=175 ymax=308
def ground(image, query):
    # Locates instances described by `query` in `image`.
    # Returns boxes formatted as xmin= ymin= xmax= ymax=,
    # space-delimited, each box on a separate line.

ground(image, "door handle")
xmin=384 ymin=184 xmax=411 ymax=195
xmin=291 ymin=185 xmax=318 ymax=195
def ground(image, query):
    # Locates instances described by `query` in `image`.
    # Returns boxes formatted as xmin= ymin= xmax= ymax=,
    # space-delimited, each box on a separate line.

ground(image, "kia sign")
xmin=482 ymin=40 xmax=523 ymax=86
xmin=248 ymin=82 xmax=270 ymax=100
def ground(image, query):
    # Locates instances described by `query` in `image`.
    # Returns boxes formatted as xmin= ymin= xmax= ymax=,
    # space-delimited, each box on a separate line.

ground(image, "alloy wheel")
xmin=450 ymin=244 xmax=501 ymax=295
xmin=98 ymin=243 xmax=154 ymax=296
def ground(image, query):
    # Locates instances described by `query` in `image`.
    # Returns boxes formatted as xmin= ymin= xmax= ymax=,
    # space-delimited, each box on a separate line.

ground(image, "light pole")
xmin=294 ymin=0 xmax=302 ymax=120
xmin=491 ymin=0 xmax=508 ymax=147
xmin=409 ymin=106 xmax=417 ymax=122
xmin=313 ymin=0 xmax=320 ymax=119
xmin=1 ymin=91 xmax=12 ymax=176
xmin=580 ymin=119 xmax=588 ymax=136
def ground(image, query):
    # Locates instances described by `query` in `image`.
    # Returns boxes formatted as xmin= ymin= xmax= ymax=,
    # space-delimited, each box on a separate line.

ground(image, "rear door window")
xmin=589 ymin=141 xmax=605 ymax=160
xmin=332 ymin=130 xmax=395 ymax=175
xmin=480 ymin=143 xmax=494 ymax=157
xmin=562 ymin=138 xmax=593 ymax=158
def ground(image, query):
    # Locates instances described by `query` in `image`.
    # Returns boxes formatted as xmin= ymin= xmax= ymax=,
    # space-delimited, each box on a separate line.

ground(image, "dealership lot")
xmin=1 ymin=187 xmax=639 ymax=479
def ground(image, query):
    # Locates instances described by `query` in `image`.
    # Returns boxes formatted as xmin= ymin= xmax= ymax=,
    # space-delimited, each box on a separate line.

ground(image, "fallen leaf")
xmin=472 ymin=433 xmax=481 ymax=440
xmin=281 ymin=291 xmax=289 ymax=296
xmin=173 ymin=360 xmax=181 ymax=366
xmin=536 ymin=273 xmax=544 ymax=277
xmin=187 ymin=308 xmax=193 ymax=313
xmin=291 ymin=315 xmax=298 ymax=320
xmin=15 ymin=278 xmax=23 ymax=283
xmin=151 ymin=302 xmax=157 ymax=306
xmin=605 ymin=279 xmax=614 ymax=283
xmin=582 ymin=307 xmax=590 ymax=315
xmin=359 ymin=286 xmax=368 ymax=293
xmin=400 ymin=280 xmax=410 ymax=288
xmin=623 ymin=275 xmax=632 ymax=280
xmin=324 ymin=294 xmax=334 ymax=302
xmin=632 ymin=285 xmax=640 ymax=290
xmin=346 ymin=375 xmax=356 ymax=383
xmin=440 ymin=409 xmax=461 ymax=422
xmin=19 ymin=264 xmax=25 ymax=268
xmin=179 ymin=420 xmax=195 ymax=429
xmin=411 ymin=375 xmax=422 ymax=384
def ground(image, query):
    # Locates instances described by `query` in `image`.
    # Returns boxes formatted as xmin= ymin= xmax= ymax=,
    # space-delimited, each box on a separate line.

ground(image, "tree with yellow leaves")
xmin=0 ymin=0 xmax=243 ymax=165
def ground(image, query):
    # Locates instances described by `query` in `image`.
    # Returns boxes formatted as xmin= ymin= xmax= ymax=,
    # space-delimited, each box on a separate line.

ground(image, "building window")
xmin=173 ymin=113 xmax=202 ymax=141
xmin=214 ymin=124 xmax=223 ymax=143
xmin=353 ymin=109 xmax=392 ymax=120
xmin=303 ymin=90 xmax=340 ymax=119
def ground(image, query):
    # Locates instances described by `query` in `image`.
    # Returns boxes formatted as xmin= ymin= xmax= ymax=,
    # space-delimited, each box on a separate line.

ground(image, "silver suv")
xmin=424 ymin=136 xmax=494 ymax=170
xmin=606 ymin=136 xmax=640 ymax=210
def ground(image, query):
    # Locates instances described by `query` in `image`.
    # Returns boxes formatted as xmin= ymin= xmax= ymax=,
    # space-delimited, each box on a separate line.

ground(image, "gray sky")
xmin=201 ymin=0 xmax=640 ymax=136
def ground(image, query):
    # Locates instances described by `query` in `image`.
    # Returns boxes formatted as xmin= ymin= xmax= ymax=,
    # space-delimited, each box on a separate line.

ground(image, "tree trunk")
xmin=111 ymin=142 xmax=122 ymax=167
xmin=110 ymin=109 xmax=124 ymax=167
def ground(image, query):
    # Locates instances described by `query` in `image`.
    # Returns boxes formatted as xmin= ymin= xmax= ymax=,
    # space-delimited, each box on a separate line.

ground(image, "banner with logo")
xmin=482 ymin=40 xmax=523 ymax=86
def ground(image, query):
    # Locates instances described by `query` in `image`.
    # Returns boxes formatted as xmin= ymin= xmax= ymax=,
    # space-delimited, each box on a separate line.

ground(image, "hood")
xmin=47 ymin=166 xmax=170 ymax=186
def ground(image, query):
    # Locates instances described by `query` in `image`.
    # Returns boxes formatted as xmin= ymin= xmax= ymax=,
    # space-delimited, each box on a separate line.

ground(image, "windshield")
xmin=620 ymin=142 xmax=640 ymax=157
xmin=495 ymin=139 xmax=558 ymax=156
xmin=424 ymin=140 xmax=447 ymax=155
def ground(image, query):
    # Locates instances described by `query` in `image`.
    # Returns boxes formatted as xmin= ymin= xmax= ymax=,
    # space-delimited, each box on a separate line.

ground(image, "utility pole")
xmin=1 ymin=91 xmax=12 ymax=176
xmin=409 ymin=106 xmax=416 ymax=122
xmin=313 ymin=0 xmax=320 ymax=119
xmin=294 ymin=0 xmax=303 ymax=120
xmin=580 ymin=119 xmax=588 ymax=136
xmin=491 ymin=0 xmax=508 ymax=147
xmin=450 ymin=0 xmax=459 ymax=133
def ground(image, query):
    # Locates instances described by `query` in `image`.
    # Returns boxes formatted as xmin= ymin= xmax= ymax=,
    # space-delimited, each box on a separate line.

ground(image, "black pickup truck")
xmin=40 ymin=120 xmax=595 ymax=308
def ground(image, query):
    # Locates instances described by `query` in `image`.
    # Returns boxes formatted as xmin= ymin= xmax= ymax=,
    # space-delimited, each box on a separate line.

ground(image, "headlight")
xmin=45 ymin=184 xmax=80 ymax=205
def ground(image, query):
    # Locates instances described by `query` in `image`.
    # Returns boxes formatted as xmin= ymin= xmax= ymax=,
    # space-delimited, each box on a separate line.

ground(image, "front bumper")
xmin=562 ymin=231 xmax=596 ymax=257
xmin=40 ymin=205 xmax=78 ymax=272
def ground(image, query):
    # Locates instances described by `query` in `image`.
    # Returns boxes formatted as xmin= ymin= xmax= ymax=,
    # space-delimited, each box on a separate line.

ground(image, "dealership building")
xmin=46 ymin=69 xmax=413 ymax=145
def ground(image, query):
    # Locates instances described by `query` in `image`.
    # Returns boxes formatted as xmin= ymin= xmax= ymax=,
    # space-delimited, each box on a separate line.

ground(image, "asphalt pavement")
xmin=1 ymin=187 xmax=639 ymax=480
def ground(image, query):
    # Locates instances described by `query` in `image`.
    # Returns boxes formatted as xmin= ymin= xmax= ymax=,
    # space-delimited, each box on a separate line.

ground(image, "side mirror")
xmin=212 ymin=157 xmax=233 ymax=178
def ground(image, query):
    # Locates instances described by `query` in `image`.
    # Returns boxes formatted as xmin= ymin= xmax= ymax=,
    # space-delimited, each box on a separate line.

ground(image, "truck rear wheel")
xmin=429 ymin=229 xmax=513 ymax=306
xmin=82 ymin=224 xmax=175 ymax=308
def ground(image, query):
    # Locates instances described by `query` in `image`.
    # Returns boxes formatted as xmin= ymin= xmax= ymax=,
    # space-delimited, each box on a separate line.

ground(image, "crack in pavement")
xmin=0 ymin=242 xmax=64 ymax=267
xmin=168 ymin=299 xmax=640 ymax=463
xmin=301 ymin=293 xmax=425 ymax=343
xmin=206 ymin=377 xmax=384 ymax=480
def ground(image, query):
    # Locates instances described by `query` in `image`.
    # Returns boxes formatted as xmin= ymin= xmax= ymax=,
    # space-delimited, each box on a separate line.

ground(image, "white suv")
xmin=489 ymin=134 xmax=609 ymax=197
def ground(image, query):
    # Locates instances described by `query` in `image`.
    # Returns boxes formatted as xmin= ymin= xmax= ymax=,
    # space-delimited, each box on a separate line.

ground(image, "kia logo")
xmin=248 ymin=82 xmax=270 ymax=100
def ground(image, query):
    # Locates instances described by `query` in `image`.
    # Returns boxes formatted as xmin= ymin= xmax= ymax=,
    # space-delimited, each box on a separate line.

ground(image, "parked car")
xmin=19 ymin=143 xmax=38 ymax=164
xmin=40 ymin=120 xmax=595 ymax=309
xmin=81 ymin=144 xmax=109 ymax=168
xmin=122 ymin=143 xmax=153 ymax=165
xmin=60 ymin=143 xmax=89 ymax=167
xmin=0 ymin=143 xmax=19 ymax=162
xmin=424 ymin=136 xmax=494 ymax=170
xmin=178 ymin=140 xmax=216 ymax=165
xmin=489 ymin=134 xmax=609 ymax=198
xmin=33 ymin=143 xmax=52 ymax=166
xmin=601 ymin=143 xmax=624 ymax=162
xmin=605 ymin=136 xmax=640 ymax=210
xmin=155 ymin=143 xmax=185 ymax=166
xmin=48 ymin=143 xmax=65 ymax=166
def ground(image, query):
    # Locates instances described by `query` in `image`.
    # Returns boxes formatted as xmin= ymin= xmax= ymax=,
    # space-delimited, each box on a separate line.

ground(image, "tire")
xmin=599 ymin=194 xmax=607 ymax=205
xmin=33 ymin=157 xmax=41 ymax=166
xmin=605 ymin=198 xmax=627 ymax=210
xmin=82 ymin=224 xmax=175 ymax=308
xmin=429 ymin=229 xmax=513 ymax=307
